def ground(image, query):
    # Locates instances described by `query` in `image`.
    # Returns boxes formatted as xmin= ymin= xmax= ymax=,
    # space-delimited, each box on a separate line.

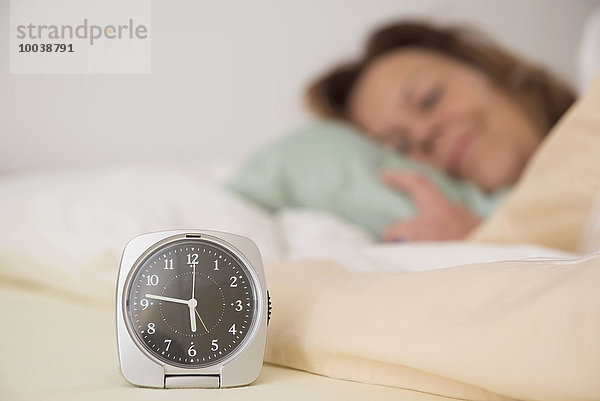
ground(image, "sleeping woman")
xmin=306 ymin=21 xmax=576 ymax=242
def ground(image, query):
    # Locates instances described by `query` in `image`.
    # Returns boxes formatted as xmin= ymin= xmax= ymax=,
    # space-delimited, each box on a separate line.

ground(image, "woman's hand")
xmin=381 ymin=171 xmax=481 ymax=242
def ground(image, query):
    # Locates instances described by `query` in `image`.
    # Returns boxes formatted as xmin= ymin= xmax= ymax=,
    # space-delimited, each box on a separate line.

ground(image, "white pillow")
xmin=0 ymin=163 xmax=285 ymax=302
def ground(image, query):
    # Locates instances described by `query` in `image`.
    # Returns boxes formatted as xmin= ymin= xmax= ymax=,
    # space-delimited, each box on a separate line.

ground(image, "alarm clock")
xmin=116 ymin=230 xmax=270 ymax=388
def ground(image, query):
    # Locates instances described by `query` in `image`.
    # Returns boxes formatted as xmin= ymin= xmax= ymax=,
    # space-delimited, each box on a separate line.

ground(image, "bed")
xmin=0 ymin=164 xmax=532 ymax=401
xmin=1 ymin=178 xmax=599 ymax=401
xmin=1 ymin=214 xmax=593 ymax=401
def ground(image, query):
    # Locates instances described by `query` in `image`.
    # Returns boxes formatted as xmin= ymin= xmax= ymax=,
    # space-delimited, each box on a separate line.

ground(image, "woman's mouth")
xmin=447 ymin=132 xmax=476 ymax=177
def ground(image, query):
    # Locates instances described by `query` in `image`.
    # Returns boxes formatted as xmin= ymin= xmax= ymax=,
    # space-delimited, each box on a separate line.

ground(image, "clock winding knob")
xmin=267 ymin=291 xmax=272 ymax=326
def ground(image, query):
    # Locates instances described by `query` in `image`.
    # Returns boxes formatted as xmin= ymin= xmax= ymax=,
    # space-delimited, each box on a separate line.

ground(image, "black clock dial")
xmin=126 ymin=238 xmax=258 ymax=368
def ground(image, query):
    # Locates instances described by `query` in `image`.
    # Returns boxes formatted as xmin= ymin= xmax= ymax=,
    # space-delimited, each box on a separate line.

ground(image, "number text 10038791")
xmin=18 ymin=43 xmax=74 ymax=53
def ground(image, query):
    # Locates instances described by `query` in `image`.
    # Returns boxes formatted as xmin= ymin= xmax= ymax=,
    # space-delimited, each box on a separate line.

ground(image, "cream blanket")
xmin=264 ymin=255 xmax=600 ymax=401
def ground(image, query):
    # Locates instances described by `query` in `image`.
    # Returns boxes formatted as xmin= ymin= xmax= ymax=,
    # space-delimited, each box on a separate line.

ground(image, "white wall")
xmin=1 ymin=0 xmax=598 ymax=171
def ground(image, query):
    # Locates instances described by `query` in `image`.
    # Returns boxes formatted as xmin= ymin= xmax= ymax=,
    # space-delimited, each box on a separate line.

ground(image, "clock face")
xmin=125 ymin=238 xmax=258 ymax=368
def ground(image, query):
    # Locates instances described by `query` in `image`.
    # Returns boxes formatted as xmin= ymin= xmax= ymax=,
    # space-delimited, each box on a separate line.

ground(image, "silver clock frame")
xmin=116 ymin=230 xmax=268 ymax=388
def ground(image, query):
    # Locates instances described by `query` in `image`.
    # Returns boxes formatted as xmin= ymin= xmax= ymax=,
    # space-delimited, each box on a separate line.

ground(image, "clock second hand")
xmin=194 ymin=307 xmax=209 ymax=333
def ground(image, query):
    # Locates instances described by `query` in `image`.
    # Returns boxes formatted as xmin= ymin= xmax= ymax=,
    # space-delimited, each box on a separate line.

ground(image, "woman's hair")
xmin=306 ymin=21 xmax=576 ymax=132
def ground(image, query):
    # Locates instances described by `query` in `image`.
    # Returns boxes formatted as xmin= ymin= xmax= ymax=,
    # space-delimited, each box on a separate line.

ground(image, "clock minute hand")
xmin=145 ymin=294 xmax=189 ymax=305
xmin=191 ymin=265 xmax=196 ymax=300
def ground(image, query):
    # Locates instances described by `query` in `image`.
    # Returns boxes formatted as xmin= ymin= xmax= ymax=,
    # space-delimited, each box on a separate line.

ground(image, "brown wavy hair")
xmin=306 ymin=21 xmax=576 ymax=133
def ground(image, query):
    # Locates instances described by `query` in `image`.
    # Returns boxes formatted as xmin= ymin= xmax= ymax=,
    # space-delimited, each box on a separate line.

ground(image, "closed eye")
xmin=420 ymin=84 xmax=443 ymax=111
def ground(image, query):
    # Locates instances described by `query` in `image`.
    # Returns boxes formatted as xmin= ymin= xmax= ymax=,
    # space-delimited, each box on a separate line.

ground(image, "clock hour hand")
xmin=145 ymin=294 xmax=189 ymax=305
xmin=189 ymin=303 xmax=197 ymax=332
xmin=186 ymin=298 xmax=208 ymax=333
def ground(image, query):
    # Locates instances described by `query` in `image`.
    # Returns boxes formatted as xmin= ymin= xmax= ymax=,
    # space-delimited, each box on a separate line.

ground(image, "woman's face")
xmin=348 ymin=48 xmax=543 ymax=192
